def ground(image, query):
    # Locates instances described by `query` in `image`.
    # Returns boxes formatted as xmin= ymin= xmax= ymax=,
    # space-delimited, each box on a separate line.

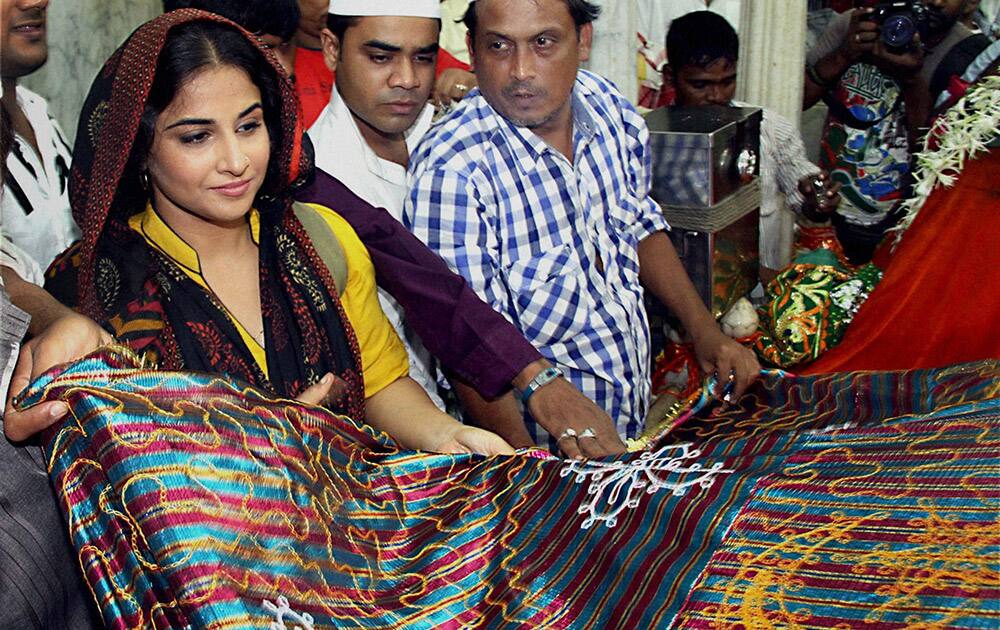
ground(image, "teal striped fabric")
xmin=18 ymin=349 xmax=1000 ymax=628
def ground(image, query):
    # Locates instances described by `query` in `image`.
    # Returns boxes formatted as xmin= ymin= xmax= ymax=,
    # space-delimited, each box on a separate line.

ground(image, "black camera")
xmin=869 ymin=1 xmax=929 ymax=52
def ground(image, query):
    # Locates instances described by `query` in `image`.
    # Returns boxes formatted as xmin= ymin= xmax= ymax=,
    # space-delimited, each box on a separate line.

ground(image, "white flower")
xmin=891 ymin=75 xmax=1000 ymax=248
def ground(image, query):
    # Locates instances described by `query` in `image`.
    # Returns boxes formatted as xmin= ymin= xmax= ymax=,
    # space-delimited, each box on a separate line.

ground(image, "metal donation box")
xmin=645 ymin=105 xmax=762 ymax=319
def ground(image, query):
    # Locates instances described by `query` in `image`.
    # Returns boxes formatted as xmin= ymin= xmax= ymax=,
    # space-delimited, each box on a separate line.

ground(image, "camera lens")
xmin=881 ymin=13 xmax=916 ymax=49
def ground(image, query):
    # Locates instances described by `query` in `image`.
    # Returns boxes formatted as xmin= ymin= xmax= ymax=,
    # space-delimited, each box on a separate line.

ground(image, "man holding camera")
xmin=803 ymin=0 xmax=989 ymax=264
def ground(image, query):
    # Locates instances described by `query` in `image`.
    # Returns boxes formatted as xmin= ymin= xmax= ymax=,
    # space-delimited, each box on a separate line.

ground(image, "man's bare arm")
xmin=2 ymin=266 xmax=112 ymax=441
xmin=457 ymin=358 xmax=627 ymax=459
xmin=637 ymin=233 xmax=760 ymax=400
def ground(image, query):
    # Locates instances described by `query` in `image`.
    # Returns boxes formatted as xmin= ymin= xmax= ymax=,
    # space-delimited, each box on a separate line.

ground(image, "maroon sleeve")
xmin=294 ymin=168 xmax=542 ymax=399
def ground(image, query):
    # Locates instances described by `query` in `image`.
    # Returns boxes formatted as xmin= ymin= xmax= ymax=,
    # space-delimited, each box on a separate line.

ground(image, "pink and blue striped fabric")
xmin=19 ymin=349 xmax=1000 ymax=628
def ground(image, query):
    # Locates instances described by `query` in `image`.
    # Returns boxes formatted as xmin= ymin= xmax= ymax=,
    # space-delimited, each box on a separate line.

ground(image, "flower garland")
xmin=889 ymin=73 xmax=1000 ymax=245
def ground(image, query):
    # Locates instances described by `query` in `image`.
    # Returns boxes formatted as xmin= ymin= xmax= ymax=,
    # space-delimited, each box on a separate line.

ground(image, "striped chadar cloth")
xmin=18 ymin=349 xmax=1000 ymax=629
xmin=676 ymin=413 xmax=1000 ymax=628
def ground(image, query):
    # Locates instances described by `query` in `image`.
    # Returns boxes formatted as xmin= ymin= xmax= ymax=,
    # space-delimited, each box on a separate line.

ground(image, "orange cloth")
xmin=803 ymin=148 xmax=1000 ymax=373
xmin=295 ymin=47 xmax=334 ymax=129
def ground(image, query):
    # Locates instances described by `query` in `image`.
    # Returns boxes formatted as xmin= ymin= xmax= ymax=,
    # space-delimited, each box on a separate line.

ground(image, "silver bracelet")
xmin=519 ymin=367 xmax=561 ymax=406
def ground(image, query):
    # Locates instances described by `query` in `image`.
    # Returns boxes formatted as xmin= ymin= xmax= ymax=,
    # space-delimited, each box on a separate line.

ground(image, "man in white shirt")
xmin=1 ymin=0 xmax=79 ymax=274
xmin=1 ymin=0 xmax=110 ymax=439
xmin=0 ymin=7 xmax=110 ymax=627
xmin=307 ymin=0 xmax=448 ymax=408
xmin=666 ymin=11 xmax=841 ymax=282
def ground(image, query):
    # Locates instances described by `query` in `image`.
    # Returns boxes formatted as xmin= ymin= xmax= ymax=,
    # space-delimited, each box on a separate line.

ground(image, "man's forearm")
xmin=510 ymin=358 xmax=551 ymax=390
xmin=899 ymin=76 xmax=931 ymax=147
xmin=638 ymin=233 xmax=762 ymax=399
xmin=804 ymin=49 xmax=851 ymax=109
xmin=296 ymin=169 xmax=542 ymax=399
xmin=1 ymin=266 xmax=74 ymax=336
xmin=637 ymin=232 xmax=717 ymax=340
xmin=452 ymin=379 xmax=535 ymax=448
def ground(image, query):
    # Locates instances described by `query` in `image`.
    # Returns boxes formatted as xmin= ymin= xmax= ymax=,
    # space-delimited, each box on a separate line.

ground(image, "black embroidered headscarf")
xmin=69 ymin=10 xmax=364 ymax=418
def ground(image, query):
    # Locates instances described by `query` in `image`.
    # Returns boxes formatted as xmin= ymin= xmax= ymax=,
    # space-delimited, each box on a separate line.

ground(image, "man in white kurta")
xmin=2 ymin=0 xmax=80 ymax=277
xmin=310 ymin=89 xmax=433 ymax=223
xmin=307 ymin=0 xmax=445 ymax=407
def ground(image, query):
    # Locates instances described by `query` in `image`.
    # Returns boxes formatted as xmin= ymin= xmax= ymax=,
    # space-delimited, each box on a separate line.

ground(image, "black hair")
xmin=162 ymin=0 xmax=301 ymax=41
xmin=666 ymin=11 xmax=739 ymax=69
xmin=462 ymin=0 xmax=601 ymax=40
xmin=325 ymin=14 xmax=361 ymax=43
xmin=120 ymin=21 xmax=286 ymax=211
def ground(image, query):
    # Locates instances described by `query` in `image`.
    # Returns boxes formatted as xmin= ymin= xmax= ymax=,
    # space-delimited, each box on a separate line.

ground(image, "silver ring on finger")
xmin=578 ymin=428 xmax=597 ymax=439
xmin=557 ymin=428 xmax=578 ymax=441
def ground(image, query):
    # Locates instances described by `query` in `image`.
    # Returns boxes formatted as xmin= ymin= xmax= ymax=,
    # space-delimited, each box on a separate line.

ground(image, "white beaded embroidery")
xmin=264 ymin=596 xmax=315 ymax=630
xmin=560 ymin=443 xmax=733 ymax=530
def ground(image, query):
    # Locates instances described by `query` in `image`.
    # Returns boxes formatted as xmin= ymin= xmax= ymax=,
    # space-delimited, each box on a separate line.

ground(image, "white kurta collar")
xmin=307 ymin=87 xmax=433 ymax=220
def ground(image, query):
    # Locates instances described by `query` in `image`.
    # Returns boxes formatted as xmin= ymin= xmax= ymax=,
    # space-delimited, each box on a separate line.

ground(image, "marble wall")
xmin=736 ymin=1 xmax=807 ymax=124
xmin=587 ymin=1 xmax=640 ymax=106
xmin=23 ymin=0 xmax=161 ymax=143
xmin=736 ymin=1 xmax=809 ymax=270
xmin=590 ymin=0 xmax=744 ymax=103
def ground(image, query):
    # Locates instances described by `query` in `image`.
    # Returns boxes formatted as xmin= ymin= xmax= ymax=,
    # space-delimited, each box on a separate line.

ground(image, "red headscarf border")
xmin=70 ymin=9 xmax=307 ymax=319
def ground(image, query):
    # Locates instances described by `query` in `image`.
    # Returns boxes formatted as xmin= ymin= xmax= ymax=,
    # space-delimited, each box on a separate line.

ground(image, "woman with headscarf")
xmin=20 ymin=9 xmax=511 ymax=457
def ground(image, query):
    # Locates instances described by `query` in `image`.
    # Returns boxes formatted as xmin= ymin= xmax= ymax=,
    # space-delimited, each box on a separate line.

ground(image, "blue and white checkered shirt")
xmin=404 ymin=70 xmax=669 ymax=445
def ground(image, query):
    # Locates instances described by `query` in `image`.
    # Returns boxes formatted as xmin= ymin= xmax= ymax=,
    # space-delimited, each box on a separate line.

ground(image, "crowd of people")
xmin=1 ymin=0 xmax=997 ymax=626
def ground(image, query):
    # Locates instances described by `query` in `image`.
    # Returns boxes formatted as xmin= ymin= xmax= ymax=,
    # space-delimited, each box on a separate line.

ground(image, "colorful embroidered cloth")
xmin=677 ymin=412 xmax=1000 ymax=628
xmin=20 ymin=349 xmax=1000 ymax=628
xmin=754 ymin=248 xmax=882 ymax=368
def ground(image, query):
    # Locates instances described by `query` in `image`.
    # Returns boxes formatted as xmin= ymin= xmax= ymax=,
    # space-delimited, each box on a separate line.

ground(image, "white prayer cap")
xmin=327 ymin=0 xmax=442 ymax=19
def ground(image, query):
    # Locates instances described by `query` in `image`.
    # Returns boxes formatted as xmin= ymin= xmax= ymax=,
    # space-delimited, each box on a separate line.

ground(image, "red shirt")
xmin=436 ymin=48 xmax=470 ymax=73
xmin=294 ymin=47 xmax=334 ymax=129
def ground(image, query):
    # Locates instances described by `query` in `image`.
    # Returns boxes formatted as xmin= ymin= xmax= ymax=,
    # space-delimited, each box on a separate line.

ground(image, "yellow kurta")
xmin=128 ymin=203 xmax=408 ymax=398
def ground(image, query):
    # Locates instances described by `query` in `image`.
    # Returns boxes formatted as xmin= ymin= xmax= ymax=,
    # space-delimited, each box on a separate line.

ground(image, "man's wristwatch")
xmin=519 ymin=367 xmax=562 ymax=406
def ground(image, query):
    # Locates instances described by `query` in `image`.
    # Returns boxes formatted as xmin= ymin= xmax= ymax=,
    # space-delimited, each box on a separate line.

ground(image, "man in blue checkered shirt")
xmin=404 ymin=0 xmax=760 ymax=450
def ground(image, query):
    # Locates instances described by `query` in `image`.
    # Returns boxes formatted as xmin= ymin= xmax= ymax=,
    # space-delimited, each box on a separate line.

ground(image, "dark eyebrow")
xmin=364 ymin=40 xmax=402 ymax=53
xmin=363 ymin=41 xmax=439 ymax=55
xmin=482 ymin=30 xmax=511 ymax=41
xmin=482 ymin=28 xmax=560 ymax=42
xmin=165 ymin=117 xmax=213 ymax=131
xmin=533 ymin=29 xmax=561 ymax=39
xmin=163 ymin=103 xmax=262 ymax=131
xmin=238 ymin=103 xmax=263 ymax=118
